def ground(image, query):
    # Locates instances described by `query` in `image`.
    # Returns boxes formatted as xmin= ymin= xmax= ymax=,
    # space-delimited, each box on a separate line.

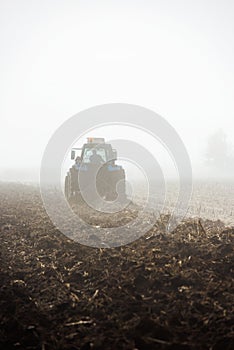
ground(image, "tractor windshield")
xmin=82 ymin=147 xmax=107 ymax=164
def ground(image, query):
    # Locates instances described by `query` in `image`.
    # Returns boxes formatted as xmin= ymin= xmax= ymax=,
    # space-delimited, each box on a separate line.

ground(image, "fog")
xmin=1 ymin=0 xmax=234 ymax=183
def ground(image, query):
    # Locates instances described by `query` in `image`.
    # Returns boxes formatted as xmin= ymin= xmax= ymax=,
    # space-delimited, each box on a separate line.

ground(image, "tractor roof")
xmin=87 ymin=137 xmax=105 ymax=144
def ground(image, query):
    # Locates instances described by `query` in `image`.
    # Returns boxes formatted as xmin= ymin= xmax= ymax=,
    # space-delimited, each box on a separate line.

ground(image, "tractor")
xmin=64 ymin=138 xmax=126 ymax=203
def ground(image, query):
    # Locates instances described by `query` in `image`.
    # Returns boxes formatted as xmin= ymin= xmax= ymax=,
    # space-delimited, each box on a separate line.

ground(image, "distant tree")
xmin=205 ymin=129 xmax=234 ymax=173
xmin=206 ymin=129 xmax=228 ymax=167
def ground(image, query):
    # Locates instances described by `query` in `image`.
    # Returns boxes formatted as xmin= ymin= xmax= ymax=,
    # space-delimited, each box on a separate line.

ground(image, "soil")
xmin=0 ymin=183 xmax=233 ymax=350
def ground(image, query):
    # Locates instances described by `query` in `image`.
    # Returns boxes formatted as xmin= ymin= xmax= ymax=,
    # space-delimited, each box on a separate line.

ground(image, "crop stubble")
xmin=0 ymin=183 xmax=233 ymax=349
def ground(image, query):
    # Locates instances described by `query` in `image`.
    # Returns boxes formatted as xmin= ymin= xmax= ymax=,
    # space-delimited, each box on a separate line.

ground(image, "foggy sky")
xmin=1 ymin=0 xmax=234 ymax=182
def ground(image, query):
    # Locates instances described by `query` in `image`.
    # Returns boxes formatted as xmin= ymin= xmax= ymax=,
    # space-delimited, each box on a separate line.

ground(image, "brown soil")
xmin=0 ymin=183 xmax=233 ymax=350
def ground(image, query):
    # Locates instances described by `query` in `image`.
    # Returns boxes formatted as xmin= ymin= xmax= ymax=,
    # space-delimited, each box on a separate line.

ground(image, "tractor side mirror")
xmin=71 ymin=150 xmax=75 ymax=160
xmin=112 ymin=150 xmax=117 ymax=160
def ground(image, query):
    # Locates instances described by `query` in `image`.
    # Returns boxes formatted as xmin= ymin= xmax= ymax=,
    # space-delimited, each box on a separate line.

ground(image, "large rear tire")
xmin=105 ymin=168 xmax=126 ymax=201
xmin=64 ymin=174 xmax=69 ymax=200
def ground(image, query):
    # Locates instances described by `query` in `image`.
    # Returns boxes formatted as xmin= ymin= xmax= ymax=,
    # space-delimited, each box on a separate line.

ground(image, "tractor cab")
xmin=71 ymin=138 xmax=117 ymax=164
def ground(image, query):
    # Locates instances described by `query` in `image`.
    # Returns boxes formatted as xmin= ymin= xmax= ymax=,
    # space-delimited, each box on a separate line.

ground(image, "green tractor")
xmin=64 ymin=138 xmax=126 ymax=203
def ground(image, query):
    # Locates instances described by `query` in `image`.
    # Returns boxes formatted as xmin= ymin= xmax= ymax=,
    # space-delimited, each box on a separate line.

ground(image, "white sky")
xmin=0 ymin=0 xmax=234 ymax=181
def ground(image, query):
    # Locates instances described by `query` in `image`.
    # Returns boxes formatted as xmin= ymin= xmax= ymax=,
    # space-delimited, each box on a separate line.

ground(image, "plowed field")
xmin=0 ymin=183 xmax=233 ymax=349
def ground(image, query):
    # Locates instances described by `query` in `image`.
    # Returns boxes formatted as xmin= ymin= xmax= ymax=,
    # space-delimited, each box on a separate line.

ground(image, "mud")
xmin=0 ymin=183 xmax=233 ymax=349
